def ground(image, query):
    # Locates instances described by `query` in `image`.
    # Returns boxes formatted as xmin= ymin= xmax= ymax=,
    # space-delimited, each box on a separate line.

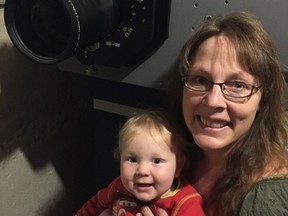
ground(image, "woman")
xmin=99 ymin=11 xmax=288 ymax=216
xmin=138 ymin=11 xmax=288 ymax=216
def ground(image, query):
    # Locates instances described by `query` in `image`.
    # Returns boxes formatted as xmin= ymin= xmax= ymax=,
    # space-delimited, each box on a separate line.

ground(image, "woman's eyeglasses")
xmin=183 ymin=75 xmax=262 ymax=99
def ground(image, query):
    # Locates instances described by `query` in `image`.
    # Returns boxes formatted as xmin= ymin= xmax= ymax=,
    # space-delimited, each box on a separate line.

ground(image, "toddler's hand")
xmin=136 ymin=206 xmax=168 ymax=216
xmin=99 ymin=209 xmax=113 ymax=216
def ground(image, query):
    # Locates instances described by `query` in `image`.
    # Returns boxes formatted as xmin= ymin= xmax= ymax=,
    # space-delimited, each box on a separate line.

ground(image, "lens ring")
xmin=4 ymin=0 xmax=118 ymax=64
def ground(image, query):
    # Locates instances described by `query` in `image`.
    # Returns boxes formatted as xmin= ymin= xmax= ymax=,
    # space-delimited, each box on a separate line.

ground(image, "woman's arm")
xmin=238 ymin=177 xmax=288 ymax=216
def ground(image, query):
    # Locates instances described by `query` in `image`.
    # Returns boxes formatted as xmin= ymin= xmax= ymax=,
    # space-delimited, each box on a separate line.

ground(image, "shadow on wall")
xmin=0 ymin=43 xmax=96 ymax=215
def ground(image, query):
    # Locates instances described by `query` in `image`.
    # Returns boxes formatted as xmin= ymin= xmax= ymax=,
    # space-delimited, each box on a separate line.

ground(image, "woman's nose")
xmin=203 ymin=85 xmax=227 ymax=108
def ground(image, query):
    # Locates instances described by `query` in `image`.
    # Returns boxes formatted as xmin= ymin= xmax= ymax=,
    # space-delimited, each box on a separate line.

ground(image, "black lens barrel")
xmin=4 ymin=0 xmax=119 ymax=64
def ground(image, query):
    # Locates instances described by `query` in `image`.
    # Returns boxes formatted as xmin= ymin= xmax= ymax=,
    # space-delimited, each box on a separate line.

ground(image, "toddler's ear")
xmin=175 ymin=157 xmax=186 ymax=178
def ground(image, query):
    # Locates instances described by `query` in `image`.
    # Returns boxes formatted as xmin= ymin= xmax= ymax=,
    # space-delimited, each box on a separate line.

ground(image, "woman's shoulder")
xmin=237 ymin=176 xmax=288 ymax=216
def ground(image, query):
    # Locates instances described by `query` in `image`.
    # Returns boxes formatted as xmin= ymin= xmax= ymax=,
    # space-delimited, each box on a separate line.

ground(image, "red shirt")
xmin=76 ymin=177 xmax=205 ymax=216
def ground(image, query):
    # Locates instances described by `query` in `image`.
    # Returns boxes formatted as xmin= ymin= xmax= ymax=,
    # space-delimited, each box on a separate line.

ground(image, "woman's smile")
xmin=199 ymin=116 xmax=230 ymax=129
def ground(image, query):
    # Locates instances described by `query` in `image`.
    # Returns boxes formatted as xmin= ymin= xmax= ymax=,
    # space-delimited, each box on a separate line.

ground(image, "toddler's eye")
xmin=153 ymin=158 xmax=162 ymax=164
xmin=128 ymin=157 xmax=137 ymax=163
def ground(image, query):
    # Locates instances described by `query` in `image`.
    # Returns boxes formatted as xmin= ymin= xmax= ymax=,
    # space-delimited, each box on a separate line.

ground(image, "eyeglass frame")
xmin=183 ymin=75 xmax=262 ymax=99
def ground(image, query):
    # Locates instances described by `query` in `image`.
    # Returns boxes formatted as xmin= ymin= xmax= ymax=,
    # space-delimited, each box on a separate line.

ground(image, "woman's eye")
xmin=192 ymin=76 xmax=207 ymax=84
xmin=231 ymin=81 xmax=249 ymax=89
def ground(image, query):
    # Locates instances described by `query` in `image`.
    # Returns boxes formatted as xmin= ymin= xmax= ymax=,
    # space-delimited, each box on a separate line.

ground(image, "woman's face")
xmin=182 ymin=36 xmax=262 ymax=153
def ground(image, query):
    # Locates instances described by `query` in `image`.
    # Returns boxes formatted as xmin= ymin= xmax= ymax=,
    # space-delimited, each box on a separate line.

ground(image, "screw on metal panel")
xmin=204 ymin=15 xmax=214 ymax=21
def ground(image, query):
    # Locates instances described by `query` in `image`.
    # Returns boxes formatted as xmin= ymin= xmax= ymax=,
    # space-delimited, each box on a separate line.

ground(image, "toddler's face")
xmin=120 ymin=128 xmax=179 ymax=201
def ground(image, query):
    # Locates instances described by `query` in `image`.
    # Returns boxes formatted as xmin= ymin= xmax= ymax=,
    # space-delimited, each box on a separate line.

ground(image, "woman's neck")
xmin=190 ymin=150 xmax=227 ymax=216
xmin=196 ymin=149 xmax=227 ymax=178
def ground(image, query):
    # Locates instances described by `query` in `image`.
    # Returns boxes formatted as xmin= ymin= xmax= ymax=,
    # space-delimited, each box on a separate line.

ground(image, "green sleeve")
xmin=237 ymin=177 xmax=288 ymax=216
